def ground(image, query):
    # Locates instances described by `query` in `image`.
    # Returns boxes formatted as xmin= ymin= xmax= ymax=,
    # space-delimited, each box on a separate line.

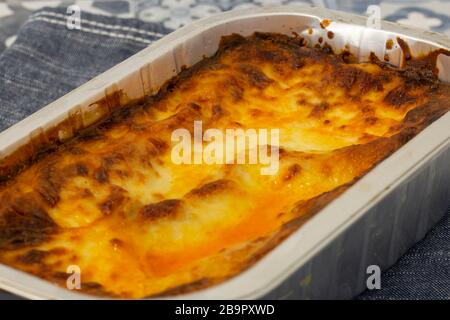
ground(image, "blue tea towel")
xmin=0 ymin=7 xmax=171 ymax=131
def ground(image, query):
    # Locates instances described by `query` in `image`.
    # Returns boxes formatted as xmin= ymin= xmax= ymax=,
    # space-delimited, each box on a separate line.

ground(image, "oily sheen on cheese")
xmin=0 ymin=33 xmax=449 ymax=298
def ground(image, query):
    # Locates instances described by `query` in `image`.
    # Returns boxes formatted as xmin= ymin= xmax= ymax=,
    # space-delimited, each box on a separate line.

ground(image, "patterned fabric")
xmin=1 ymin=0 xmax=450 ymax=53
xmin=0 ymin=6 xmax=170 ymax=131
xmin=0 ymin=1 xmax=449 ymax=300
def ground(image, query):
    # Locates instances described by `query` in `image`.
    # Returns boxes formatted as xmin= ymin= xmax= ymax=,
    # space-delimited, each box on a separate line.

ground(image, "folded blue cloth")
xmin=0 ymin=7 xmax=171 ymax=131
xmin=0 ymin=6 xmax=448 ymax=300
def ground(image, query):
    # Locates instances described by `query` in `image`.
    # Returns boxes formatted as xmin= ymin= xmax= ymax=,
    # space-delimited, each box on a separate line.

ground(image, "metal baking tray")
xmin=0 ymin=5 xmax=449 ymax=299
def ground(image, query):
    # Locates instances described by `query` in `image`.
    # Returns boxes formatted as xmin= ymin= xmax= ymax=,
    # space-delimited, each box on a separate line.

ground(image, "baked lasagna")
xmin=0 ymin=33 xmax=449 ymax=298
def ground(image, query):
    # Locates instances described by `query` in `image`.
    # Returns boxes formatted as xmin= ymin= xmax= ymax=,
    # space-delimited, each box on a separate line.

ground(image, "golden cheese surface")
xmin=0 ymin=33 xmax=449 ymax=298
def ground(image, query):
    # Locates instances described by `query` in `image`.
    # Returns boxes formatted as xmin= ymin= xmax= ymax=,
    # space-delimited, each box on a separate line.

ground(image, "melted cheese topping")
xmin=0 ymin=33 xmax=449 ymax=298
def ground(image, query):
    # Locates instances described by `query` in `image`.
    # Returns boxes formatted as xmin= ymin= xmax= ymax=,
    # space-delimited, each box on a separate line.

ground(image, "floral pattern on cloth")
xmin=0 ymin=0 xmax=450 ymax=51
